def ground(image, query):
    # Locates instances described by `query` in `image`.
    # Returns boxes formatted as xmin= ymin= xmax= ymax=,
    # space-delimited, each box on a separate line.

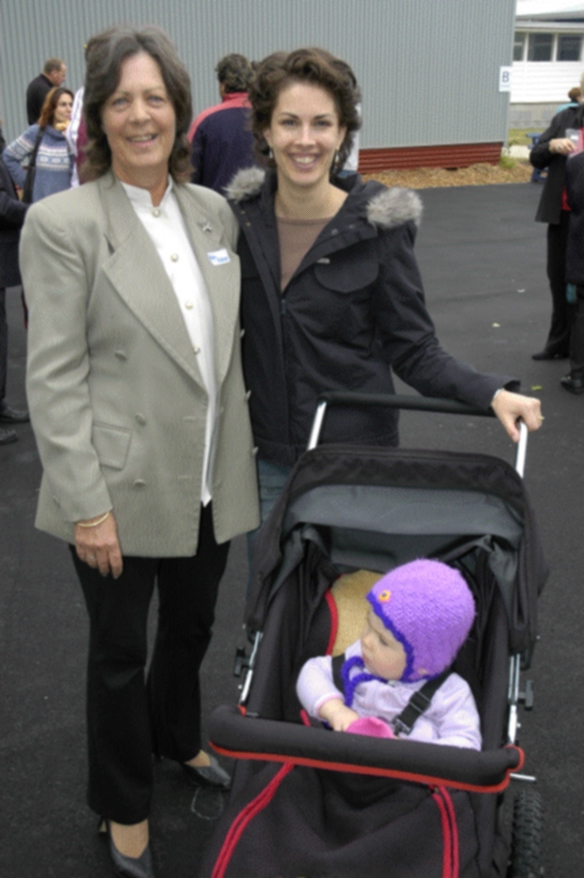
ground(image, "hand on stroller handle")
xmin=307 ymin=391 xmax=540 ymax=476
xmin=490 ymin=388 xmax=543 ymax=442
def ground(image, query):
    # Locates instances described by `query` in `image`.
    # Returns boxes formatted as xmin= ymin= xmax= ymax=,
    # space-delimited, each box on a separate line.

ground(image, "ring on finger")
xmin=87 ymin=555 xmax=96 ymax=561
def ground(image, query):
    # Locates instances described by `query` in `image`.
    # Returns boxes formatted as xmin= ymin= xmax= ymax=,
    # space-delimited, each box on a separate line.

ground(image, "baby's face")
xmin=360 ymin=609 xmax=407 ymax=681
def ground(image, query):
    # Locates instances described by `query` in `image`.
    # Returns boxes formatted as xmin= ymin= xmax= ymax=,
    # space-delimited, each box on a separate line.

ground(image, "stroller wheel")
xmin=508 ymin=787 xmax=544 ymax=878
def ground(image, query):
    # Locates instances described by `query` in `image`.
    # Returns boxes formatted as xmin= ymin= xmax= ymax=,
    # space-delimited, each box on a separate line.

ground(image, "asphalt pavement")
xmin=1 ymin=181 xmax=582 ymax=877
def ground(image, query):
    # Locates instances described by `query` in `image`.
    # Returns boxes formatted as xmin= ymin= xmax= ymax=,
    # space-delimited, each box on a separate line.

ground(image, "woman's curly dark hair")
xmin=248 ymin=47 xmax=361 ymax=177
xmin=82 ymin=26 xmax=192 ymax=182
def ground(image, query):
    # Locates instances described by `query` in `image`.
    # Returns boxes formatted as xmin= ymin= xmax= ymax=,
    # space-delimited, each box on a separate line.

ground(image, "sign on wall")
xmin=499 ymin=66 xmax=513 ymax=92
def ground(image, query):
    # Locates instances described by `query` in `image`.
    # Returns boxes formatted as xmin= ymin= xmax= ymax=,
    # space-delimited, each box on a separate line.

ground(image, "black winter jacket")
xmin=227 ymin=169 xmax=513 ymax=467
xmin=565 ymin=150 xmax=584 ymax=285
xmin=0 ymin=157 xmax=27 ymax=288
xmin=531 ymin=103 xmax=584 ymax=225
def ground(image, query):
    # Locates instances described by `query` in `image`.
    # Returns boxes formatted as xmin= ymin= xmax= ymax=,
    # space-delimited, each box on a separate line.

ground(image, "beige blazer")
xmin=20 ymin=172 xmax=260 ymax=556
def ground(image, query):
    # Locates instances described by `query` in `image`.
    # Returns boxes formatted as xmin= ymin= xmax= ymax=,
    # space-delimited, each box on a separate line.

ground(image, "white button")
xmin=152 ymin=208 xmax=161 ymax=217
xmin=184 ymin=301 xmax=193 ymax=309
xmin=170 ymin=253 xmax=179 ymax=262
xmin=193 ymin=345 xmax=200 ymax=354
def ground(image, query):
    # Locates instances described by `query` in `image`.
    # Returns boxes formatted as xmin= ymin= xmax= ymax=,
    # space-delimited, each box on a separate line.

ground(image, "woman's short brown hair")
xmin=248 ymin=47 xmax=361 ymax=176
xmin=38 ymin=87 xmax=74 ymax=128
xmin=82 ymin=26 xmax=192 ymax=182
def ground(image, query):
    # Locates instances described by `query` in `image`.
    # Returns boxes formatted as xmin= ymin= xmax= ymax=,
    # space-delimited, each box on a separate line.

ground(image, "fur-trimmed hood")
xmin=224 ymin=166 xmax=423 ymax=229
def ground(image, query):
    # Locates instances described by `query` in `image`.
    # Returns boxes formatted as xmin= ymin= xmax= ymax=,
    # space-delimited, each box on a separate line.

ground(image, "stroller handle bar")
xmin=307 ymin=392 xmax=528 ymax=478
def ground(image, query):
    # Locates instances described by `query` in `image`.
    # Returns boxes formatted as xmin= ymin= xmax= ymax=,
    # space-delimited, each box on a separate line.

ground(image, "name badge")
xmin=207 ymin=248 xmax=231 ymax=266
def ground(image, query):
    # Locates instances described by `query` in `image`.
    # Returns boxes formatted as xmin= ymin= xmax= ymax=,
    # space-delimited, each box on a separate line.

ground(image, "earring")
xmin=268 ymin=147 xmax=274 ymax=160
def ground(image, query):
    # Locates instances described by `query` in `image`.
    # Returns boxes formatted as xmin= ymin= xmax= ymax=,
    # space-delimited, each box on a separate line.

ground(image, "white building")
xmin=511 ymin=0 xmax=584 ymax=128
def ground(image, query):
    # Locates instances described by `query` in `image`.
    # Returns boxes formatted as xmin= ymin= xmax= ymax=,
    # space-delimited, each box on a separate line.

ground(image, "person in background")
xmin=189 ymin=53 xmax=256 ymax=193
xmin=530 ymin=83 xmax=584 ymax=361
xmin=26 ymin=57 xmax=67 ymax=124
xmin=0 ymin=153 xmax=29 ymax=443
xmin=555 ymin=86 xmax=582 ymax=115
xmin=3 ymin=87 xmax=74 ymax=203
xmin=562 ymin=147 xmax=584 ymax=393
xmin=20 ymin=25 xmax=259 ymax=878
xmin=66 ymin=86 xmax=86 ymax=187
xmin=335 ymin=60 xmax=360 ymax=178
xmin=226 ymin=48 xmax=543 ymax=522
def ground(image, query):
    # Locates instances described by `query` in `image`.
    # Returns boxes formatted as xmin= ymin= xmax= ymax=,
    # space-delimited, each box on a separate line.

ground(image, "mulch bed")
xmin=364 ymin=161 xmax=533 ymax=190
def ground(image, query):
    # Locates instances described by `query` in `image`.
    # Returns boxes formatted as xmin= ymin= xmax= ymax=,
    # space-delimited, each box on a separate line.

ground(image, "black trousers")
xmin=569 ymin=286 xmax=584 ymax=373
xmin=545 ymin=211 xmax=575 ymax=353
xmin=0 ymin=287 xmax=6 ymax=402
xmin=70 ymin=503 xmax=230 ymax=824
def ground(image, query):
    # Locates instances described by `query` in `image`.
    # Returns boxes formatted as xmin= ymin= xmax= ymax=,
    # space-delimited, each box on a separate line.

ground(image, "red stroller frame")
xmin=203 ymin=395 xmax=548 ymax=878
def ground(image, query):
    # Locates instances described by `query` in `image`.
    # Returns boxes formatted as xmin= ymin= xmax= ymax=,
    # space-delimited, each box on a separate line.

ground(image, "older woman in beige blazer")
xmin=20 ymin=27 xmax=259 ymax=878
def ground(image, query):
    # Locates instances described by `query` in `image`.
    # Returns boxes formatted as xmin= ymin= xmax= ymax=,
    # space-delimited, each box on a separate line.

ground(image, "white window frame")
xmin=514 ymin=31 xmax=527 ymax=62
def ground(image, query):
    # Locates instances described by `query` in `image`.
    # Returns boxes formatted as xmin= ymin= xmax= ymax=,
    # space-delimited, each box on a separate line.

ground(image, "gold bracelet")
xmin=76 ymin=510 xmax=111 ymax=528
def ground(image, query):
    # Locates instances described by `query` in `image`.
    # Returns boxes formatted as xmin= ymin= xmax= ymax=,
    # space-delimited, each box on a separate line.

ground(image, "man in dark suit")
xmin=25 ymin=57 xmax=67 ymax=124
xmin=0 ymin=153 xmax=29 ymax=443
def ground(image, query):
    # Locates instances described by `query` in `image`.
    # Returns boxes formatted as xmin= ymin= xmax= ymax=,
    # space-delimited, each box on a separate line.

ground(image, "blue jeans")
xmin=257 ymin=458 xmax=292 ymax=523
xmin=246 ymin=459 xmax=292 ymax=592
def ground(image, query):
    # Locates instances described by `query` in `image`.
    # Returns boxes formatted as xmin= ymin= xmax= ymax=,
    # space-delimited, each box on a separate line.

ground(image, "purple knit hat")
xmin=366 ymin=559 xmax=475 ymax=683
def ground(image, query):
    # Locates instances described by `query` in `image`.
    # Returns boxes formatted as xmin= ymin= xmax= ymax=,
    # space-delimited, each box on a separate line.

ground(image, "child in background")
xmin=296 ymin=559 xmax=482 ymax=750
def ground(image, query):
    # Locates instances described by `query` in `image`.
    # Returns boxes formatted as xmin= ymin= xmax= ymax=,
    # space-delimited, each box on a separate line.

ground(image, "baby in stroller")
xmin=297 ymin=559 xmax=482 ymax=749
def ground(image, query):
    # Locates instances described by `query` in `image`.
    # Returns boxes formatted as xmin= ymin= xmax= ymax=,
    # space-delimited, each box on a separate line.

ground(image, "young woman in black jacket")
xmin=227 ymin=48 xmax=543 ymax=518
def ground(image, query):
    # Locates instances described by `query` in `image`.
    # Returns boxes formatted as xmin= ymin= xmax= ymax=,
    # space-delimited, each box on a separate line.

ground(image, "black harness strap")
xmin=392 ymin=669 xmax=451 ymax=736
xmin=331 ymin=652 xmax=345 ymax=693
xmin=331 ymin=652 xmax=451 ymax=737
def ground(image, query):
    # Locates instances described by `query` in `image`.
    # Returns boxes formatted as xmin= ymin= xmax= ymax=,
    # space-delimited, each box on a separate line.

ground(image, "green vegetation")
xmin=507 ymin=128 xmax=536 ymax=148
xmin=499 ymin=154 xmax=516 ymax=170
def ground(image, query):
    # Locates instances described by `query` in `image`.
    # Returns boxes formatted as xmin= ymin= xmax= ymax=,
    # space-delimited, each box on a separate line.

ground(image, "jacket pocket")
xmin=91 ymin=422 xmax=132 ymax=470
xmin=313 ymin=259 xmax=379 ymax=293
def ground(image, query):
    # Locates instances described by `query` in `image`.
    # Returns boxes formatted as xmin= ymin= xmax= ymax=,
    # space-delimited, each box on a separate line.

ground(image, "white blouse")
xmin=122 ymin=178 xmax=217 ymax=504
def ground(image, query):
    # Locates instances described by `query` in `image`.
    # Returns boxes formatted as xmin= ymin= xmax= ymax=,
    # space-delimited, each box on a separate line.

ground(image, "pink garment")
xmin=346 ymin=716 xmax=394 ymax=738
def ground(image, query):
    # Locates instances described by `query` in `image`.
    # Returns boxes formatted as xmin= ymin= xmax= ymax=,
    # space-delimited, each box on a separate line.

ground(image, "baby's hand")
xmin=318 ymin=698 xmax=360 ymax=731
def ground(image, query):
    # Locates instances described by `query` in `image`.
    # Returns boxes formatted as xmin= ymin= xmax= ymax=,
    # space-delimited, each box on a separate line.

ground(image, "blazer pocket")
xmin=92 ymin=422 xmax=132 ymax=470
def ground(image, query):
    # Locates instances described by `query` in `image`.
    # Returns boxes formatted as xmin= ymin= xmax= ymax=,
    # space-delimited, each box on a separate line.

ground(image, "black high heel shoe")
xmin=532 ymin=345 xmax=569 ymax=360
xmin=98 ymin=818 xmax=156 ymax=878
xmin=181 ymin=754 xmax=231 ymax=790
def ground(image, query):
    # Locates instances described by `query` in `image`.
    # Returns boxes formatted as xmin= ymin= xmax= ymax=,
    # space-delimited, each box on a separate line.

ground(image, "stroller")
xmin=202 ymin=394 xmax=548 ymax=878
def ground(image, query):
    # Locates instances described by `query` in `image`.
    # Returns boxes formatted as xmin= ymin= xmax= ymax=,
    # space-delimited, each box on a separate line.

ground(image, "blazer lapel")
xmin=174 ymin=184 xmax=240 ymax=386
xmin=98 ymin=174 xmax=205 ymax=388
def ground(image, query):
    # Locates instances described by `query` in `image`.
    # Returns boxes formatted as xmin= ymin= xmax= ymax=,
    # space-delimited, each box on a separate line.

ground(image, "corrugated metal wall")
xmin=0 ymin=0 xmax=515 ymax=147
